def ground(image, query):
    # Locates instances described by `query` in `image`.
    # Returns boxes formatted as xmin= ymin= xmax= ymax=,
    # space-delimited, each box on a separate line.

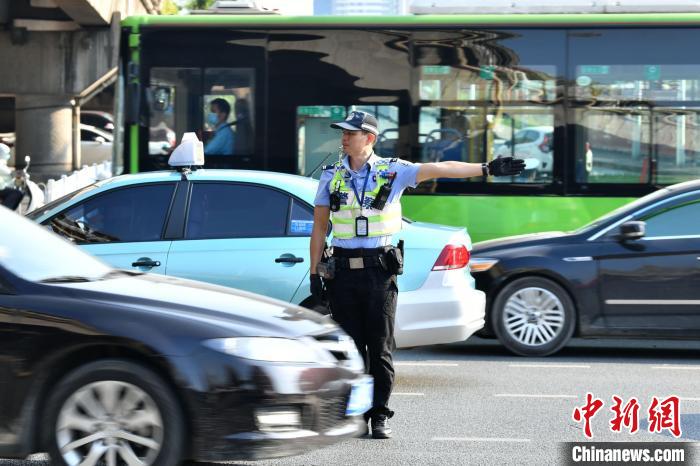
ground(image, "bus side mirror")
xmin=619 ymin=221 xmax=645 ymax=241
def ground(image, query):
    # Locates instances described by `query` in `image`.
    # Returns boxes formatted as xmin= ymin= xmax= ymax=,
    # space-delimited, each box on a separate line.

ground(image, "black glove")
xmin=488 ymin=156 xmax=526 ymax=177
xmin=310 ymin=273 xmax=325 ymax=302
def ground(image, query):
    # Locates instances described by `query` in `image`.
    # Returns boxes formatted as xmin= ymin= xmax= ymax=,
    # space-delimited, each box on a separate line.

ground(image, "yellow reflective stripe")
xmin=331 ymin=202 xmax=402 ymax=238
xmin=332 ymin=218 xmax=402 ymax=238
xmin=332 ymin=202 xmax=401 ymax=220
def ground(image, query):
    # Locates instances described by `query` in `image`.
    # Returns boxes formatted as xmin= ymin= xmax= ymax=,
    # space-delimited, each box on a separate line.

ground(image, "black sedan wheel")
xmin=492 ymin=277 xmax=575 ymax=356
xmin=43 ymin=359 xmax=185 ymax=466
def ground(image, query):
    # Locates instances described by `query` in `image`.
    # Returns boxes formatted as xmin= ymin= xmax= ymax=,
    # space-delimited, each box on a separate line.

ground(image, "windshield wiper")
xmin=40 ymin=275 xmax=95 ymax=283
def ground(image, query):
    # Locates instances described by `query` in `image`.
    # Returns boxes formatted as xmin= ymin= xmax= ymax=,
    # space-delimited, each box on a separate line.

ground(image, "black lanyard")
xmin=350 ymin=163 xmax=371 ymax=210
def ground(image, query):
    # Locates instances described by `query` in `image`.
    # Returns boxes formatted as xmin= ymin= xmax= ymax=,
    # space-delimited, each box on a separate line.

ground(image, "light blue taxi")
xmin=29 ymin=151 xmax=485 ymax=348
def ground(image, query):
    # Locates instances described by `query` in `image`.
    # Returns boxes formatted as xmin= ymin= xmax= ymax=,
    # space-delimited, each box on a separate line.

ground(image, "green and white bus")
xmin=118 ymin=9 xmax=700 ymax=242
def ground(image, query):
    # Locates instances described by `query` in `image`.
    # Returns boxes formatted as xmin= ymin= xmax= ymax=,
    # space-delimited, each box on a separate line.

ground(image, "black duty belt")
xmin=333 ymin=255 xmax=385 ymax=270
xmin=332 ymin=246 xmax=392 ymax=258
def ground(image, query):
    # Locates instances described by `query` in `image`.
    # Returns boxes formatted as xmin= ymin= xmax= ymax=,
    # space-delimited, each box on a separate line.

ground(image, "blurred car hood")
xmin=472 ymin=231 xmax=569 ymax=252
xmin=55 ymin=272 xmax=336 ymax=339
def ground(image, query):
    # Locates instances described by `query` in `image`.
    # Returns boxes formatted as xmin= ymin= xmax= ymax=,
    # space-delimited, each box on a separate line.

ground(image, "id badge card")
xmin=355 ymin=216 xmax=369 ymax=237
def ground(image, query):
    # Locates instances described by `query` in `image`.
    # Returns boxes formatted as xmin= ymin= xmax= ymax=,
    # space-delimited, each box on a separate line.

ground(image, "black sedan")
xmin=0 ymin=206 xmax=370 ymax=465
xmin=471 ymin=179 xmax=700 ymax=357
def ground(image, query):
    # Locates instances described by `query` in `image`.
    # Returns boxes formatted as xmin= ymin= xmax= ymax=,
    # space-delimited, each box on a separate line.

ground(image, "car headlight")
xmin=470 ymin=257 xmax=499 ymax=273
xmin=203 ymin=337 xmax=337 ymax=364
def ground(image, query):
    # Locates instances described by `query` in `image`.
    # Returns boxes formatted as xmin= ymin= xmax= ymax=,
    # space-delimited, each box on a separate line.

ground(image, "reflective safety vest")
xmin=327 ymin=160 xmax=402 ymax=239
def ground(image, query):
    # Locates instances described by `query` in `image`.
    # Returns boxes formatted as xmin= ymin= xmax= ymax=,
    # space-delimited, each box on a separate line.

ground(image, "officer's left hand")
xmin=488 ymin=156 xmax=526 ymax=177
xmin=310 ymin=274 xmax=326 ymax=302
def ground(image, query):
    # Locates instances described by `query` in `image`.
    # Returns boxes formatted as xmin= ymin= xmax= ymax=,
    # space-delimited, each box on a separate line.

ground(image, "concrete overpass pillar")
xmin=15 ymin=94 xmax=73 ymax=181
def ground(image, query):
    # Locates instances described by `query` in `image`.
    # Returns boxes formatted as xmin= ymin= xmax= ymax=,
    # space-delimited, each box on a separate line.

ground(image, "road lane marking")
xmin=495 ymin=393 xmax=577 ymax=399
xmin=509 ymin=364 xmax=590 ymax=369
xmin=652 ymin=365 xmax=700 ymax=370
xmin=494 ymin=394 xmax=577 ymax=399
xmin=433 ymin=437 xmax=531 ymax=443
xmin=393 ymin=392 xmax=425 ymax=396
xmin=395 ymin=362 xmax=459 ymax=367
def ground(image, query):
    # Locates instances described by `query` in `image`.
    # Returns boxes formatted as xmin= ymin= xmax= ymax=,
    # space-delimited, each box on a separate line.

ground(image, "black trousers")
xmin=327 ymin=265 xmax=397 ymax=419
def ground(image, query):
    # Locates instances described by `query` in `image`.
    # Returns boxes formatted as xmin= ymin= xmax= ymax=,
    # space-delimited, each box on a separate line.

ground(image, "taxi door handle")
xmin=132 ymin=259 xmax=161 ymax=268
xmin=275 ymin=256 xmax=304 ymax=263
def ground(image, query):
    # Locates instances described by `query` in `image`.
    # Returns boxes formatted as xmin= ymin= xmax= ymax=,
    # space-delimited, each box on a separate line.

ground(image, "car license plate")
xmin=346 ymin=376 xmax=373 ymax=416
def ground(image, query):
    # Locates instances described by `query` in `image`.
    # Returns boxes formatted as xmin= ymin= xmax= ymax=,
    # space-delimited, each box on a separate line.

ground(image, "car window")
xmin=80 ymin=129 xmax=98 ymax=142
xmin=26 ymin=183 xmax=99 ymax=221
xmin=514 ymin=130 xmax=538 ymax=145
xmin=288 ymin=198 xmax=314 ymax=236
xmin=575 ymin=188 xmax=672 ymax=234
xmin=45 ymin=184 xmax=176 ymax=244
xmin=186 ymin=183 xmax=288 ymax=239
xmin=640 ymin=198 xmax=700 ymax=238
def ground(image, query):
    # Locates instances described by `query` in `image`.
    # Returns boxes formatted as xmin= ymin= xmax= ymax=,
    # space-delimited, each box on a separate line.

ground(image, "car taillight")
xmin=431 ymin=244 xmax=470 ymax=271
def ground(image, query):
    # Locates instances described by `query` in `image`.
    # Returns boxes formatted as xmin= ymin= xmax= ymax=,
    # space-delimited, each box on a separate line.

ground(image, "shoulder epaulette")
xmin=390 ymin=157 xmax=398 ymax=163
xmin=322 ymin=162 xmax=340 ymax=170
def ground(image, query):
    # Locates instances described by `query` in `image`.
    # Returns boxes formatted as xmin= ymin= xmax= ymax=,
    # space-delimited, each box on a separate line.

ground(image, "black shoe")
xmin=371 ymin=414 xmax=392 ymax=439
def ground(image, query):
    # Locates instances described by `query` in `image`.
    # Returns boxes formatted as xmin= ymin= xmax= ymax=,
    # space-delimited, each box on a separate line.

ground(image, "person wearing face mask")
xmin=204 ymin=98 xmax=234 ymax=156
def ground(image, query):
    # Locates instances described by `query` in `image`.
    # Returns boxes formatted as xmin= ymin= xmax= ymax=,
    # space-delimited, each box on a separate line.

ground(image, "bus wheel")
xmin=492 ymin=277 xmax=575 ymax=356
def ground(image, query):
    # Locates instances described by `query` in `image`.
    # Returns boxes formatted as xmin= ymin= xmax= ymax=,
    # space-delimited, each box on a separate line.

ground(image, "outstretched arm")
xmin=416 ymin=157 xmax=525 ymax=183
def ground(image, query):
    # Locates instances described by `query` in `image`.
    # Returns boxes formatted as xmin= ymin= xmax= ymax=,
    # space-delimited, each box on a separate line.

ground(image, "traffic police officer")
xmin=310 ymin=111 xmax=524 ymax=439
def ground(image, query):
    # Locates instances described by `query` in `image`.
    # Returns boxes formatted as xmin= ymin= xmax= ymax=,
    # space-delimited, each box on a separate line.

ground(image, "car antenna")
xmin=308 ymin=146 xmax=343 ymax=178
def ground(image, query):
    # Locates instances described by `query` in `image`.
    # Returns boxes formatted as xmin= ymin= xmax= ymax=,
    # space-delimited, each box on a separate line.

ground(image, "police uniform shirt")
xmin=314 ymin=152 xmax=421 ymax=248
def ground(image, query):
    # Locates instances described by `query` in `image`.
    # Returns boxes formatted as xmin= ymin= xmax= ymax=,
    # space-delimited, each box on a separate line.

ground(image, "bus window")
xmin=149 ymin=68 xmax=200 ymax=169
xmin=296 ymin=105 xmax=398 ymax=177
xmin=490 ymin=109 xmax=554 ymax=184
xmin=297 ymin=105 xmax=346 ymax=177
xmin=354 ymin=105 xmax=399 ymax=158
xmin=575 ymin=108 xmax=651 ymax=184
xmin=203 ymin=68 xmax=255 ymax=167
xmin=418 ymin=106 xmax=554 ymax=184
xmin=570 ymin=29 xmax=700 ymax=103
xmin=653 ymin=109 xmax=700 ymax=185
xmin=419 ymin=107 xmax=474 ymax=165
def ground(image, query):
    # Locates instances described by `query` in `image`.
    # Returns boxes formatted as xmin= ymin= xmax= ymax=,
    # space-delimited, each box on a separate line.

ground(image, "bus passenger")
xmin=204 ymin=98 xmax=234 ymax=156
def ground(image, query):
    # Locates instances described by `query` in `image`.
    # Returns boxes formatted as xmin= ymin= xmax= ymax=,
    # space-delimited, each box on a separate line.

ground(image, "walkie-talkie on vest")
xmin=329 ymin=146 xmax=343 ymax=212
xmin=370 ymin=172 xmax=396 ymax=210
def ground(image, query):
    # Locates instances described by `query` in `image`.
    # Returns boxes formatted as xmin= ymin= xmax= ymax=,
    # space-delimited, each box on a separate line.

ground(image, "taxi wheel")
xmin=492 ymin=277 xmax=575 ymax=357
xmin=43 ymin=359 xmax=185 ymax=466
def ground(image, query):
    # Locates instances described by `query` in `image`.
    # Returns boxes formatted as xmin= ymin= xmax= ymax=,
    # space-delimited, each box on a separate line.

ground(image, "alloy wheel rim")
xmin=56 ymin=380 xmax=163 ymax=466
xmin=503 ymin=286 xmax=565 ymax=347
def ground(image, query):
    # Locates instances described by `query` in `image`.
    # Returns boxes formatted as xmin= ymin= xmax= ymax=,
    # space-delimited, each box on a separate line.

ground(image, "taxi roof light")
xmin=168 ymin=132 xmax=205 ymax=168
